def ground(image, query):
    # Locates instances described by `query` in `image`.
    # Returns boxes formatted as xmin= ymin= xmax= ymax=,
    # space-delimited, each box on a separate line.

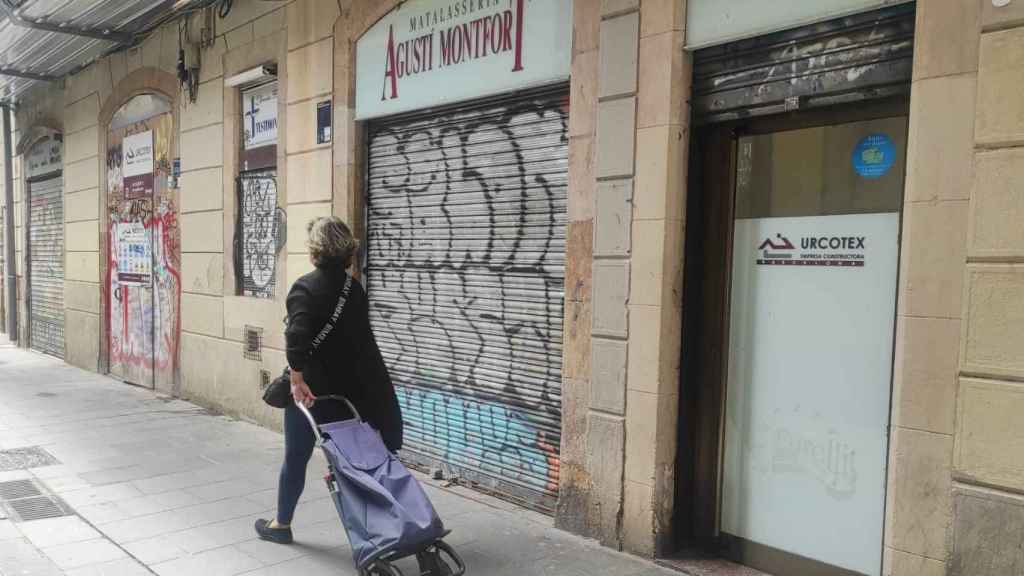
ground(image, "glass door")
xmin=720 ymin=117 xmax=907 ymax=576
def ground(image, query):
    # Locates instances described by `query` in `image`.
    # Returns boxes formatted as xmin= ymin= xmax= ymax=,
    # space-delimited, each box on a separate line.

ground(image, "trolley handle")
xmin=294 ymin=395 xmax=362 ymax=447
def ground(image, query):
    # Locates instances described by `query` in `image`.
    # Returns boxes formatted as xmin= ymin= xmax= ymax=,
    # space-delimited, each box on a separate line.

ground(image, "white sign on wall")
xmin=122 ymin=131 xmax=154 ymax=201
xmin=356 ymin=0 xmax=573 ymax=120
xmin=722 ymin=212 xmax=899 ymax=576
xmin=26 ymin=135 xmax=63 ymax=179
xmin=686 ymin=0 xmax=913 ymax=48
xmin=242 ymin=82 xmax=279 ymax=150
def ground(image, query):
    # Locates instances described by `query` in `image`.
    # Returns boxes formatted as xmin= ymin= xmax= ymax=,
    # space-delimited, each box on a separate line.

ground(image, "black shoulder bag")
xmin=262 ymin=275 xmax=354 ymax=409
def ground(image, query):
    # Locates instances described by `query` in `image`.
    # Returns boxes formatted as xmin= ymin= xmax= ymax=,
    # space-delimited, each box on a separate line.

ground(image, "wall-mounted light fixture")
xmin=225 ymin=64 xmax=277 ymax=88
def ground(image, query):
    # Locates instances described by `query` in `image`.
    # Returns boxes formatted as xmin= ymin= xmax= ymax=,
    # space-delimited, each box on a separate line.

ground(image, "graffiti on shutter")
xmin=236 ymin=171 xmax=285 ymax=299
xmin=28 ymin=177 xmax=64 ymax=359
xmin=366 ymin=87 xmax=569 ymax=512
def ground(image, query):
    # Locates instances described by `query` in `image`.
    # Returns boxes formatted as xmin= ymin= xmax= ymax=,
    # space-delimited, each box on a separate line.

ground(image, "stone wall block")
xmin=951 ymin=486 xmax=1024 ymax=575
xmin=640 ymin=0 xmax=685 ymax=37
xmin=181 ymin=253 xmax=225 ymax=296
xmin=592 ymin=260 xmax=630 ymax=338
xmin=180 ymin=167 xmax=224 ymax=214
xmin=594 ymin=180 xmax=633 ymax=256
xmin=599 ymin=13 xmax=639 ymax=99
xmin=887 ymin=427 xmax=953 ymax=560
xmin=637 ymin=31 xmax=686 ymax=129
xmin=955 ymin=378 xmax=1024 ymax=490
xmin=64 ymin=310 xmax=100 ymax=372
xmin=586 ymin=412 xmax=625 ymax=547
xmin=568 ymin=135 xmax=596 ymax=222
xmin=892 ymin=316 xmax=961 ymax=435
xmin=596 ymin=98 xmax=636 ymax=179
xmin=570 ymin=49 xmax=599 ymax=138
xmin=287 ymin=38 xmax=333 ymax=103
xmin=981 ymin=0 xmax=1024 ymax=31
xmin=591 ymin=338 xmax=627 ymax=414
xmin=287 ymin=0 xmax=338 ymax=50
xmin=181 ymin=210 xmax=225 ymax=253
xmin=64 ymin=158 xmax=100 ymax=196
xmin=969 ymin=148 xmax=1024 ymax=259
xmin=976 ymin=27 xmax=1024 ymax=147
xmin=905 ymin=74 xmax=977 ymax=203
xmin=602 ymin=0 xmax=639 ymax=17
xmin=181 ymin=292 xmax=225 ymax=338
xmin=913 ymin=0 xmax=980 ymax=80
xmin=286 ymin=148 xmax=332 ymax=204
xmin=181 ymin=124 xmax=224 ymax=172
xmin=898 ymin=200 xmax=969 ymax=319
xmin=962 ymin=265 xmax=1024 ymax=379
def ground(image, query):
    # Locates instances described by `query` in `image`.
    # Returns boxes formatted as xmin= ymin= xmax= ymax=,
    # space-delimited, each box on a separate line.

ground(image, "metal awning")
xmin=0 ymin=0 xmax=211 ymax=105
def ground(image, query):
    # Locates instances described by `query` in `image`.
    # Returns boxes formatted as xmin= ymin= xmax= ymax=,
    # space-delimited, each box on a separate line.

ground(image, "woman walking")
xmin=255 ymin=216 xmax=403 ymax=544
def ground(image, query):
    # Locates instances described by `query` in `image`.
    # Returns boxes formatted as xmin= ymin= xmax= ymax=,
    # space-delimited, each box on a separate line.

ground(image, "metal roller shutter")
xmin=28 ymin=176 xmax=64 ymax=358
xmin=366 ymin=86 xmax=569 ymax=512
xmin=692 ymin=3 xmax=915 ymax=124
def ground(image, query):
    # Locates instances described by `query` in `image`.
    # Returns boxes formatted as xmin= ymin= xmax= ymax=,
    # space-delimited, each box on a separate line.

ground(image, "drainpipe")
xmin=2 ymin=104 xmax=16 ymax=340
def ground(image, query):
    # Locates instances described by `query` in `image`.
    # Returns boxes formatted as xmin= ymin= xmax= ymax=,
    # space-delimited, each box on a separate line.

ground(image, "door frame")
xmin=674 ymin=96 xmax=910 ymax=572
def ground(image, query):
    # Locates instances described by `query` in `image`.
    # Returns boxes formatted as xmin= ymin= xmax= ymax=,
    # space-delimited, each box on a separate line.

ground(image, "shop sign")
xmin=116 ymin=222 xmax=152 ymax=285
xmin=756 ymin=233 xmax=867 ymax=267
xmin=686 ymin=0 xmax=913 ymax=48
xmin=356 ymin=0 xmax=572 ymax=119
xmin=243 ymin=82 xmax=278 ymax=150
xmin=122 ymin=131 xmax=154 ymax=200
xmin=26 ymin=135 xmax=63 ymax=180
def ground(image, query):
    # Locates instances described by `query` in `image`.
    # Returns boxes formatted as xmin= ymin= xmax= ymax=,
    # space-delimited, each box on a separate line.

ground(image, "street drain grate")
xmin=0 ymin=447 xmax=60 ymax=471
xmin=6 ymin=496 xmax=69 ymax=522
xmin=0 ymin=479 xmax=42 ymax=500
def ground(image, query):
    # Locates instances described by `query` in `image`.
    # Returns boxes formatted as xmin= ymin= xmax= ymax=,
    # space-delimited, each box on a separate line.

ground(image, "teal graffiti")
xmin=396 ymin=387 xmax=558 ymax=493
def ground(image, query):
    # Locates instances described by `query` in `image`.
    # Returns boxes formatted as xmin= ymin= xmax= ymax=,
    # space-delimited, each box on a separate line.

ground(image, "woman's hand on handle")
xmin=289 ymin=370 xmax=314 ymax=407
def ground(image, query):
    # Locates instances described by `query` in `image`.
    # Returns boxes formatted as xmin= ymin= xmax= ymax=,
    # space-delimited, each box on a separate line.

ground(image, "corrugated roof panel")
xmin=0 ymin=0 xmax=198 ymax=104
xmin=18 ymin=0 xmax=170 ymax=32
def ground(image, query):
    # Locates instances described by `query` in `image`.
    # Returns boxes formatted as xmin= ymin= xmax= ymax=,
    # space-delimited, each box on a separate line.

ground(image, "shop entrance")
xmin=672 ymin=4 xmax=915 ymax=575
xmin=677 ymin=102 xmax=908 ymax=576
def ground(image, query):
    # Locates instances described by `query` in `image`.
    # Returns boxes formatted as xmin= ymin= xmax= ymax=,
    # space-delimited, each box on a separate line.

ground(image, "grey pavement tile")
xmin=233 ymin=538 xmax=309 ymax=566
xmin=64 ymin=557 xmax=153 ymax=576
xmin=183 ymin=478 xmax=274 ymax=504
xmin=0 ymin=537 xmax=66 ymax=576
xmin=80 ymin=466 xmax=162 ymax=486
xmin=57 ymin=482 xmax=144 ymax=508
xmin=38 ymin=473 xmax=92 ymax=492
xmin=164 ymin=512 xmax=275 ymax=555
xmin=0 ymin=520 xmax=21 ymax=541
xmin=42 ymin=538 xmax=127 ymax=570
xmin=18 ymin=516 xmax=102 ymax=549
xmin=150 ymin=545 xmax=263 ymax=576
xmin=121 ymin=536 xmax=190 ymax=566
xmin=235 ymin=548 xmax=355 ymax=576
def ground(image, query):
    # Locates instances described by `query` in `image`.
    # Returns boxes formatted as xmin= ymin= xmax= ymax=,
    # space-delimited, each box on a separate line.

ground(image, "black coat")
xmin=285 ymin=266 xmax=403 ymax=451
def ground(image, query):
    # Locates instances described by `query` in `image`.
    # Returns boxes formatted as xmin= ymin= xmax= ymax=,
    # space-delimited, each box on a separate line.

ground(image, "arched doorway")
xmin=25 ymin=132 xmax=65 ymax=358
xmin=105 ymin=94 xmax=180 ymax=389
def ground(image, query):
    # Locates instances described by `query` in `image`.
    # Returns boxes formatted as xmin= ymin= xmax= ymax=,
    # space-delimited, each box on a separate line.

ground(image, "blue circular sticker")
xmin=852 ymin=134 xmax=896 ymax=179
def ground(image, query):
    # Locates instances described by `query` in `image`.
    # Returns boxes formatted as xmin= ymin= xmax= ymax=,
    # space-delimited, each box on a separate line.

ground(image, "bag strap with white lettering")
xmin=309 ymin=275 xmax=353 ymax=356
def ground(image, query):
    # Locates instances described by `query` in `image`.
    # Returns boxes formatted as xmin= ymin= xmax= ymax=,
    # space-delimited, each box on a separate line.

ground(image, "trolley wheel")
xmin=361 ymin=561 xmax=404 ymax=576
xmin=417 ymin=541 xmax=465 ymax=576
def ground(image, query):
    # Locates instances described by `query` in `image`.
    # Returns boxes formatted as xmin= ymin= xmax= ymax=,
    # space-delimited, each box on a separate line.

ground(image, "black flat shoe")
xmin=255 ymin=518 xmax=293 ymax=544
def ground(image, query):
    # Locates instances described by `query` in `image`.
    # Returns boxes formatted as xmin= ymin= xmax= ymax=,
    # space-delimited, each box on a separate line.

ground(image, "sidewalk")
xmin=0 ymin=344 xmax=680 ymax=576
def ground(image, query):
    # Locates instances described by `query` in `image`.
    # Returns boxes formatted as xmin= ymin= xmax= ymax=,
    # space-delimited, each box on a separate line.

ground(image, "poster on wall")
xmin=721 ymin=212 xmax=900 ymax=576
xmin=355 ymin=0 xmax=573 ymax=119
xmin=122 ymin=131 xmax=154 ymax=200
xmin=116 ymin=222 xmax=152 ymax=285
xmin=242 ymin=82 xmax=278 ymax=150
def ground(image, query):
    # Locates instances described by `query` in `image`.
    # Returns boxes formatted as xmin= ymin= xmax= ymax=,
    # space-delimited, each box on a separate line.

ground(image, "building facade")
xmin=1 ymin=0 xmax=1022 ymax=574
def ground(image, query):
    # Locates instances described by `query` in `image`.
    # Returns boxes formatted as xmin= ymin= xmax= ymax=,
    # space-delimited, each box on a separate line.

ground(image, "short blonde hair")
xmin=306 ymin=216 xmax=357 ymax=269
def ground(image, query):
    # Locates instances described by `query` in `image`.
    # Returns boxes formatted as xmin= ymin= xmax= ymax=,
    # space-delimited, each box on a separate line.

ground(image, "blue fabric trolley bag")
xmin=297 ymin=396 xmax=465 ymax=576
